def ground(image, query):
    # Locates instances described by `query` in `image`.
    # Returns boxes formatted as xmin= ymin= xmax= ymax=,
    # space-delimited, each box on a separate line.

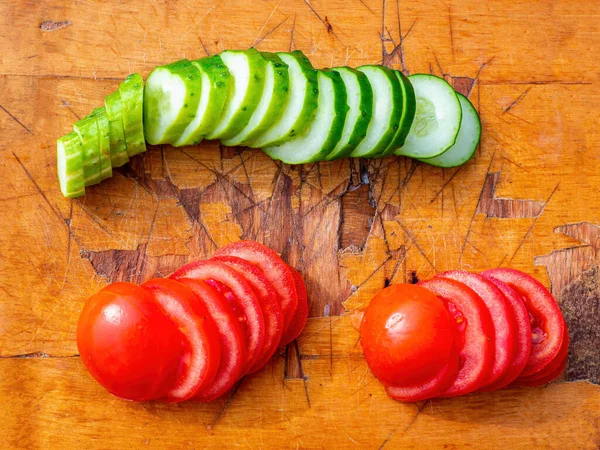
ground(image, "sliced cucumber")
xmin=73 ymin=115 xmax=102 ymax=186
xmin=104 ymin=91 xmax=129 ymax=167
xmin=351 ymin=65 xmax=402 ymax=158
xmin=57 ymin=132 xmax=85 ymax=198
xmin=91 ymin=107 xmax=113 ymax=181
xmin=326 ymin=67 xmax=373 ymax=160
xmin=143 ymin=60 xmax=202 ymax=145
xmin=173 ymin=55 xmax=231 ymax=147
xmin=383 ymin=71 xmax=416 ymax=154
xmin=419 ymin=93 xmax=480 ymax=168
xmin=395 ymin=74 xmax=461 ymax=158
xmin=263 ymin=69 xmax=348 ymax=164
xmin=206 ymin=49 xmax=267 ymax=140
xmin=119 ymin=73 xmax=146 ymax=157
xmin=221 ymin=52 xmax=290 ymax=147
xmin=247 ymin=50 xmax=319 ymax=148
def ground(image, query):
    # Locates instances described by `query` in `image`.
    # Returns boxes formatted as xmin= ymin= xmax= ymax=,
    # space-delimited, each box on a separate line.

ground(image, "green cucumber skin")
xmin=143 ymin=59 xmax=202 ymax=145
xmin=104 ymin=91 xmax=129 ymax=168
xmin=354 ymin=65 xmax=403 ymax=158
xmin=221 ymin=52 xmax=290 ymax=146
xmin=119 ymin=73 xmax=146 ymax=157
xmin=57 ymin=132 xmax=85 ymax=198
xmin=207 ymin=48 xmax=268 ymax=140
xmin=326 ymin=67 xmax=373 ymax=160
xmin=383 ymin=71 xmax=416 ymax=155
xmin=174 ymin=55 xmax=231 ymax=147
xmin=73 ymin=115 xmax=102 ymax=186
xmin=91 ymin=107 xmax=113 ymax=181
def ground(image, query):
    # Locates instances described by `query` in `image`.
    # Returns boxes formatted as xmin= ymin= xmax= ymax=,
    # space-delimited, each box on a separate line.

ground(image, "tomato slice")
xmin=385 ymin=347 xmax=460 ymax=402
xmin=419 ymin=277 xmax=495 ymax=397
xmin=170 ymin=259 xmax=265 ymax=372
xmin=279 ymin=266 xmax=309 ymax=346
xmin=360 ymin=284 xmax=456 ymax=387
xmin=514 ymin=319 xmax=569 ymax=385
xmin=479 ymin=275 xmax=532 ymax=391
xmin=481 ymin=268 xmax=565 ymax=377
xmin=212 ymin=255 xmax=283 ymax=373
xmin=77 ymin=282 xmax=184 ymax=401
xmin=174 ymin=278 xmax=246 ymax=401
xmin=141 ymin=278 xmax=221 ymax=402
xmin=513 ymin=355 xmax=567 ymax=387
xmin=214 ymin=241 xmax=298 ymax=331
xmin=437 ymin=271 xmax=517 ymax=388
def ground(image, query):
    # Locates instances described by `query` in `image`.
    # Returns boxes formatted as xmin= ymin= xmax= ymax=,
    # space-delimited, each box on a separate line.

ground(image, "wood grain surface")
xmin=1 ymin=0 xmax=600 ymax=448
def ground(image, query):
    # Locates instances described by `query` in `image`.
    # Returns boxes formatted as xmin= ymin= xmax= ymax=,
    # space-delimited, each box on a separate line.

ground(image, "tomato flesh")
xmin=437 ymin=271 xmax=517 ymax=388
xmin=214 ymin=241 xmax=298 ymax=332
xmin=360 ymin=284 xmax=456 ymax=387
xmin=419 ymin=277 xmax=495 ymax=397
xmin=141 ymin=278 xmax=221 ymax=402
xmin=174 ymin=278 xmax=246 ymax=401
xmin=279 ymin=266 xmax=309 ymax=347
xmin=212 ymin=255 xmax=284 ymax=373
xmin=479 ymin=275 xmax=532 ymax=391
xmin=171 ymin=259 xmax=265 ymax=373
xmin=481 ymin=268 xmax=565 ymax=377
xmin=76 ymin=282 xmax=184 ymax=401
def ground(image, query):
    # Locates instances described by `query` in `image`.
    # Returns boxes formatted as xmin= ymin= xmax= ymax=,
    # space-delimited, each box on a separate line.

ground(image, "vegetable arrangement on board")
xmin=57 ymin=48 xmax=481 ymax=198
xmin=77 ymin=241 xmax=308 ymax=402
xmin=357 ymin=269 xmax=568 ymax=402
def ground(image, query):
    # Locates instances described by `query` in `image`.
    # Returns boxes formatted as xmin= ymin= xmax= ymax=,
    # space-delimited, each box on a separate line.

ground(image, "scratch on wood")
xmin=447 ymin=4 xmax=454 ymax=58
xmin=252 ymin=0 xmax=284 ymax=46
xmin=302 ymin=0 xmax=345 ymax=46
xmin=207 ymin=380 xmax=242 ymax=430
xmin=39 ymin=20 xmax=71 ymax=31
xmin=0 ymin=104 xmax=33 ymax=135
xmin=503 ymin=87 xmax=532 ymax=114
xmin=289 ymin=13 xmax=297 ymax=51
xmin=357 ymin=0 xmax=375 ymax=14
xmin=430 ymin=167 xmax=463 ymax=203
xmin=253 ymin=16 xmax=289 ymax=47
xmin=475 ymin=172 xmax=544 ymax=218
xmin=379 ymin=400 xmax=429 ymax=449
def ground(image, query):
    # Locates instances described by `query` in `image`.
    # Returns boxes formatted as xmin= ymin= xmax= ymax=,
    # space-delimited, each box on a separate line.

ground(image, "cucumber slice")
xmin=247 ymin=50 xmax=319 ymax=148
xmin=351 ymin=65 xmax=402 ymax=158
xmin=143 ymin=59 xmax=202 ymax=145
xmin=263 ymin=69 xmax=348 ymax=164
xmin=206 ymin=49 xmax=268 ymax=140
xmin=173 ymin=55 xmax=231 ymax=147
xmin=395 ymin=74 xmax=461 ymax=158
xmin=419 ymin=93 xmax=480 ymax=168
xmin=73 ymin=115 xmax=102 ymax=186
xmin=57 ymin=132 xmax=85 ymax=198
xmin=326 ymin=67 xmax=373 ymax=160
xmin=91 ymin=107 xmax=113 ymax=181
xmin=118 ymin=73 xmax=146 ymax=157
xmin=221 ymin=52 xmax=290 ymax=147
xmin=104 ymin=91 xmax=129 ymax=167
xmin=383 ymin=71 xmax=416 ymax=154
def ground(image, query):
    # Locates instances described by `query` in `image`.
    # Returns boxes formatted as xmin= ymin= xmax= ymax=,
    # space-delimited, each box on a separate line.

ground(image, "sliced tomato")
xmin=360 ymin=284 xmax=456 ymax=387
xmin=214 ymin=241 xmax=298 ymax=331
xmin=481 ymin=268 xmax=565 ymax=377
xmin=77 ymin=282 xmax=184 ymax=401
xmin=437 ymin=271 xmax=517 ymax=388
xmin=174 ymin=278 xmax=246 ymax=401
xmin=419 ymin=277 xmax=495 ymax=397
xmin=170 ymin=259 xmax=265 ymax=372
xmin=514 ymin=320 xmax=569 ymax=385
xmin=279 ymin=266 xmax=309 ymax=347
xmin=385 ymin=346 xmax=460 ymax=402
xmin=141 ymin=278 xmax=221 ymax=402
xmin=212 ymin=255 xmax=283 ymax=373
xmin=479 ymin=275 xmax=532 ymax=391
xmin=513 ymin=356 xmax=567 ymax=387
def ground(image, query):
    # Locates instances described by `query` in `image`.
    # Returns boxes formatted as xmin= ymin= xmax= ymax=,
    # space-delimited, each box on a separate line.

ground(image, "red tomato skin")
xmin=419 ymin=277 xmax=495 ymax=397
xmin=437 ymin=271 xmax=517 ymax=388
xmin=513 ymin=356 xmax=567 ymax=387
xmin=214 ymin=241 xmax=298 ymax=332
xmin=278 ymin=266 xmax=309 ymax=347
xmin=481 ymin=268 xmax=565 ymax=377
xmin=76 ymin=282 xmax=184 ymax=402
xmin=141 ymin=278 xmax=221 ymax=402
xmin=360 ymin=284 xmax=456 ymax=387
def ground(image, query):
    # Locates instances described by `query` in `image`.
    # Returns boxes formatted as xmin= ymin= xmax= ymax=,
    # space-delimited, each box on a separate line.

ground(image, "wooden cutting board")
xmin=1 ymin=0 xmax=599 ymax=448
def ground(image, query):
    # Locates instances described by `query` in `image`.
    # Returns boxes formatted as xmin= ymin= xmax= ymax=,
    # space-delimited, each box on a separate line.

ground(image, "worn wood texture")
xmin=1 ymin=0 xmax=600 ymax=448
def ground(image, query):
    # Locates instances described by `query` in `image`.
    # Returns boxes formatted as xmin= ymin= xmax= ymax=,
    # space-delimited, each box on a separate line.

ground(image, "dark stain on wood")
xmin=476 ymin=172 xmax=544 ymax=218
xmin=340 ymin=184 xmax=375 ymax=249
xmin=39 ymin=20 xmax=72 ymax=32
